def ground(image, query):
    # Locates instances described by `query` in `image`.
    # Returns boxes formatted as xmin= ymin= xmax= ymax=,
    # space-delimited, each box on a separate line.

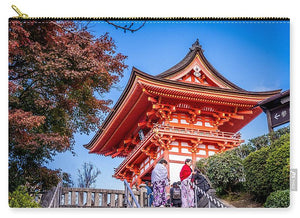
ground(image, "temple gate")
xmin=85 ymin=40 xmax=281 ymax=187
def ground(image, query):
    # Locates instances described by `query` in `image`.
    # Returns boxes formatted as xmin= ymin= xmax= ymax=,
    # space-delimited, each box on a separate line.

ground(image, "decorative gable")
xmin=169 ymin=55 xmax=227 ymax=88
xmin=177 ymin=63 xmax=219 ymax=87
xmin=157 ymin=39 xmax=244 ymax=91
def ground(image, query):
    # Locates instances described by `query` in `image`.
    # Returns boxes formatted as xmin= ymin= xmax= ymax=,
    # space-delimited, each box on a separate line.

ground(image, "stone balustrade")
xmin=59 ymin=185 xmax=147 ymax=208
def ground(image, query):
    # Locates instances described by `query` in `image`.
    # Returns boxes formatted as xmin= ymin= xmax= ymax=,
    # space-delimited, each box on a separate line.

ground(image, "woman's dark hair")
xmin=185 ymin=158 xmax=192 ymax=164
xmin=159 ymin=159 xmax=168 ymax=165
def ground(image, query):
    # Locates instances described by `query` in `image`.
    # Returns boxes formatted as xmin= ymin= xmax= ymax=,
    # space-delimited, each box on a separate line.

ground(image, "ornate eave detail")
xmin=113 ymin=123 xmax=245 ymax=179
xmin=84 ymin=41 xmax=282 ymax=156
xmin=190 ymin=39 xmax=203 ymax=51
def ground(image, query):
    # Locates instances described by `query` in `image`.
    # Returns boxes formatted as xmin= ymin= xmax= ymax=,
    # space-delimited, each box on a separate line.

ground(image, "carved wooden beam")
xmin=138 ymin=121 xmax=147 ymax=127
xmin=111 ymin=145 xmax=125 ymax=158
xmin=133 ymin=165 xmax=140 ymax=175
xmin=228 ymin=121 xmax=234 ymax=126
xmin=111 ymin=151 xmax=121 ymax=158
xmin=189 ymin=139 xmax=202 ymax=153
xmin=146 ymin=120 xmax=153 ymax=128
xmin=141 ymin=145 xmax=151 ymax=154
xmin=151 ymin=133 xmax=174 ymax=150
xmin=217 ymin=142 xmax=226 ymax=152
xmin=188 ymin=110 xmax=197 ymax=124
xmin=237 ymin=110 xmax=253 ymax=115
xmin=231 ymin=114 xmax=244 ymax=120
xmin=142 ymin=145 xmax=158 ymax=160
xmin=146 ymin=110 xmax=156 ymax=117
xmin=152 ymin=104 xmax=161 ymax=109
xmin=148 ymin=150 xmax=157 ymax=160
xmin=126 ymin=163 xmax=134 ymax=170
xmin=124 ymin=139 xmax=132 ymax=144
xmin=148 ymin=96 xmax=157 ymax=103
xmin=104 ymin=150 xmax=115 ymax=156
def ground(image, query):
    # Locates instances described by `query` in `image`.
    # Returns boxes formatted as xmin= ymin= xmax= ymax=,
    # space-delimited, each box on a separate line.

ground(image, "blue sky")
xmin=47 ymin=20 xmax=290 ymax=190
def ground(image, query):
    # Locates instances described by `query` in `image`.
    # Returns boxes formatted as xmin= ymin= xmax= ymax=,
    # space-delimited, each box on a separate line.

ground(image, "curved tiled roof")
xmin=84 ymin=40 xmax=282 ymax=153
xmin=156 ymin=39 xmax=245 ymax=91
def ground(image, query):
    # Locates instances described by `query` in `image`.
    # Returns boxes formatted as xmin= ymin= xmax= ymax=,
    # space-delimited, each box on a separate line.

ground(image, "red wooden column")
xmin=191 ymin=151 xmax=197 ymax=166
xmin=163 ymin=148 xmax=170 ymax=177
xmin=137 ymin=177 xmax=142 ymax=187
xmin=190 ymin=141 xmax=199 ymax=166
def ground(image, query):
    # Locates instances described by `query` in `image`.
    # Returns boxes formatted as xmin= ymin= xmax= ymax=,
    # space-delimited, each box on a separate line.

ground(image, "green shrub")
xmin=207 ymin=151 xmax=244 ymax=194
xmin=264 ymin=190 xmax=290 ymax=208
xmin=195 ymin=158 xmax=208 ymax=174
xmin=230 ymin=143 xmax=256 ymax=159
xmin=243 ymin=146 xmax=272 ymax=202
xmin=266 ymin=135 xmax=290 ymax=191
xmin=244 ymin=133 xmax=290 ymax=202
xmin=243 ymin=126 xmax=289 ymax=151
xmin=270 ymin=133 xmax=290 ymax=149
xmin=9 ymin=186 xmax=40 ymax=208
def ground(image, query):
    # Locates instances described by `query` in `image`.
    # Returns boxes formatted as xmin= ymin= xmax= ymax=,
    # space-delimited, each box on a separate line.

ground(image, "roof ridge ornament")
xmin=190 ymin=39 xmax=203 ymax=51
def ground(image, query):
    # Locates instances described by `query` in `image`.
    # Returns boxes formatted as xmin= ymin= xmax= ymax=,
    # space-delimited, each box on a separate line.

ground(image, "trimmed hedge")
xmin=243 ymin=146 xmax=272 ymax=201
xmin=264 ymin=190 xmax=290 ymax=208
xmin=196 ymin=128 xmax=290 ymax=206
xmin=207 ymin=151 xmax=244 ymax=194
xmin=266 ymin=136 xmax=290 ymax=191
xmin=243 ymin=133 xmax=290 ymax=202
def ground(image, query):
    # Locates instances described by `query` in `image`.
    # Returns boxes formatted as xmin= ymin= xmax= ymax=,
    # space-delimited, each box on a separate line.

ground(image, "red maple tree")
xmin=9 ymin=20 xmax=127 ymax=192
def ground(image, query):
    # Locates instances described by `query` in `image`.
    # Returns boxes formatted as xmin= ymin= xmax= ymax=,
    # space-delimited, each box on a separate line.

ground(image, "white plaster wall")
xmin=196 ymin=157 xmax=203 ymax=162
xmin=169 ymin=162 xmax=183 ymax=184
xmin=208 ymin=151 xmax=215 ymax=156
xmin=199 ymin=150 xmax=206 ymax=155
xmin=208 ymin=145 xmax=218 ymax=150
xmin=169 ymin=154 xmax=189 ymax=162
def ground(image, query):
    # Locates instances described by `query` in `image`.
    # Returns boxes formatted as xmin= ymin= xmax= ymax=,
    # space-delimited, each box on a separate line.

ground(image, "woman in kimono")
xmin=151 ymin=159 xmax=169 ymax=207
xmin=180 ymin=158 xmax=195 ymax=208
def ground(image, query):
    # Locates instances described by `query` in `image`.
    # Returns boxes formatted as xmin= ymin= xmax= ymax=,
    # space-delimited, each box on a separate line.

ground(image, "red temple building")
xmin=85 ymin=40 xmax=281 ymax=187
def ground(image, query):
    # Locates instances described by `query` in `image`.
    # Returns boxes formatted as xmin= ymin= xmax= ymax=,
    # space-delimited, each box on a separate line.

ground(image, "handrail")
xmin=114 ymin=130 xmax=155 ymax=174
xmin=155 ymin=123 xmax=241 ymax=140
xmin=194 ymin=186 xmax=227 ymax=208
xmin=48 ymin=181 xmax=62 ymax=208
xmin=115 ymin=123 xmax=242 ymax=177
xmin=124 ymin=180 xmax=140 ymax=208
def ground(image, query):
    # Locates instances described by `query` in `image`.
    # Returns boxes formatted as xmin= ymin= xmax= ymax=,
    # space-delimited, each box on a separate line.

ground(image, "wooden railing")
xmin=155 ymin=124 xmax=242 ymax=141
xmin=124 ymin=180 xmax=141 ymax=208
xmin=58 ymin=185 xmax=147 ymax=208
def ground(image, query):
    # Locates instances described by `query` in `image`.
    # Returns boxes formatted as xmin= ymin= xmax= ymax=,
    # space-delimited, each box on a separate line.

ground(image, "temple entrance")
xmin=85 ymin=40 xmax=281 ymax=188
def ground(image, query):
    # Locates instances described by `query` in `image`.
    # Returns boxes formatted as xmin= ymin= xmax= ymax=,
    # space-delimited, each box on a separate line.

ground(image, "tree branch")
xmin=104 ymin=20 xmax=146 ymax=33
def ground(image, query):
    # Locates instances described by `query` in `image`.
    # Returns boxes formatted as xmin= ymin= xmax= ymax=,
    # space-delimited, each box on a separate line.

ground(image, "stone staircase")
xmin=40 ymin=181 xmax=228 ymax=208
xmin=195 ymin=187 xmax=229 ymax=208
xmin=40 ymin=182 xmax=147 ymax=208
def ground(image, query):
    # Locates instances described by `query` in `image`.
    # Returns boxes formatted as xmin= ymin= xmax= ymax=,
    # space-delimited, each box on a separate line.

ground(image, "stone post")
xmin=117 ymin=193 xmax=123 ymax=207
xmin=86 ymin=191 xmax=92 ymax=206
xmin=139 ymin=183 xmax=147 ymax=207
xmin=71 ymin=191 xmax=76 ymax=206
xmin=102 ymin=192 xmax=107 ymax=207
xmin=94 ymin=192 xmax=100 ymax=207
xmin=78 ymin=192 xmax=83 ymax=206
xmin=110 ymin=193 xmax=115 ymax=207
